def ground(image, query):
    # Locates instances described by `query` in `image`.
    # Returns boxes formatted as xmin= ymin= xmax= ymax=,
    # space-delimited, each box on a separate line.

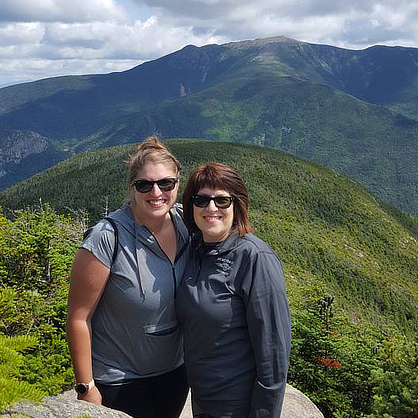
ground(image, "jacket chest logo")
xmin=215 ymin=257 xmax=234 ymax=276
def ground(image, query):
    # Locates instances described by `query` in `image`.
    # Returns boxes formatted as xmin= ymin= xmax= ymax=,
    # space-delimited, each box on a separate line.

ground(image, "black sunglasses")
xmin=192 ymin=195 xmax=235 ymax=209
xmin=133 ymin=178 xmax=178 ymax=193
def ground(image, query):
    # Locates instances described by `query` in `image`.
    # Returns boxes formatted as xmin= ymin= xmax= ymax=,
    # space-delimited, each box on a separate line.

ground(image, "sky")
xmin=1 ymin=0 xmax=418 ymax=88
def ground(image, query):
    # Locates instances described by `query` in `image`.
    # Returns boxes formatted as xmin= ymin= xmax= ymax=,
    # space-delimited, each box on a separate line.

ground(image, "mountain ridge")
xmin=1 ymin=36 xmax=418 ymax=217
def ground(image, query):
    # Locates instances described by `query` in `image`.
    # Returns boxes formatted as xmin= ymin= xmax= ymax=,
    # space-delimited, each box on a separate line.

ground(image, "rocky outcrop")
xmin=8 ymin=384 xmax=324 ymax=418
xmin=0 ymin=129 xmax=49 ymax=177
xmin=7 ymin=396 xmax=132 ymax=417
xmin=282 ymin=385 xmax=324 ymax=418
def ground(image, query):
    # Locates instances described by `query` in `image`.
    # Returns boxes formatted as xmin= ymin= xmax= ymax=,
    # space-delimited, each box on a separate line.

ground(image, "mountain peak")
xmin=224 ymin=35 xmax=302 ymax=49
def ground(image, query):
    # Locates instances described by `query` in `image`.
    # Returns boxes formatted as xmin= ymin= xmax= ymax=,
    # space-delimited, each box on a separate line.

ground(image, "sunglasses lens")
xmin=134 ymin=180 xmax=153 ymax=193
xmin=157 ymin=178 xmax=177 ymax=191
xmin=192 ymin=195 xmax=234 ymax=208
xmin=193 ymin=195 xmax=211 ymax=207
xmin=214 ymin=196 xmax=233 ymax=208
xmin=134 ymin=178 xmax=177 ymax=193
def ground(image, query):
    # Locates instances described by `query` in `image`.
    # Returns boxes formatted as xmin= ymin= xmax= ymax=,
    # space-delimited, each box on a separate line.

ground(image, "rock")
xmin=0 ymin=129 xmax=49 ymax=178
xmin=282 ymin=385 xmax=324 ymax=418
xmin=0 ymin=130 xmax=48 ymax=165
xmin=8 ymin=393 xmax=132 ymax=418
xmin=8 ymin=384 xmax=324 ymax=418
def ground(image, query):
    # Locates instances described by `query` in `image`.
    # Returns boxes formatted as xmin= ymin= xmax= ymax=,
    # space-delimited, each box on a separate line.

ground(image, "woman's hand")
xmin=77 ymin=385 xmax=102 ymax=404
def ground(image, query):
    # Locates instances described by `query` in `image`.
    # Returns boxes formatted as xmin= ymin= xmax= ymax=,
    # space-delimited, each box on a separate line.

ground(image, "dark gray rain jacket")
xmin=176 ymin=233 xmax=291 ymax=418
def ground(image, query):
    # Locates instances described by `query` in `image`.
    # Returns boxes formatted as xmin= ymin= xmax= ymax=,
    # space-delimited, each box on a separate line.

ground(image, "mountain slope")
xmin=1 ymin=140 xmax=417 ymax=340
xmin=1 ymin=36 xmax=418 ymax=217
xmin=79 ymin=71 xmax=418 ymax=216
xmin=0 ymin=43 xmax=238 ymax=141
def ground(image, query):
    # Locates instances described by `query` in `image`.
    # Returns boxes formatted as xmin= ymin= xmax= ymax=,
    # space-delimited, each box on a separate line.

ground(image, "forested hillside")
xmin=2 ymin=139 xmax=418 ymax=334
xmin=1 ymin=140 xmax=417 ymax=417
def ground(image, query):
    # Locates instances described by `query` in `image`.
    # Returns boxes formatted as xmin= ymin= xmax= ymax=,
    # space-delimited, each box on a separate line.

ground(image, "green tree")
xmin=0 ymin=334 xmax=45 ymax=412
xmin=0 ymin=205 xmax=85 ymax=395
xmin=289 ymin=294 xmax=383 ymax=418
xmin=365 ymin=338 xmax=418 ymax=418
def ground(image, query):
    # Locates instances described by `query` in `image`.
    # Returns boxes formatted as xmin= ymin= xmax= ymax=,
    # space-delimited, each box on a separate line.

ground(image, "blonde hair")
xmin=127 ymin=135 xmax=181 ymax=188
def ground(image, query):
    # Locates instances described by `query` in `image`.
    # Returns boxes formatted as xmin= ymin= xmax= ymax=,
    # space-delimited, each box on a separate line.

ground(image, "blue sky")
xmin=1 ymin=0 xmax=417 ymax=88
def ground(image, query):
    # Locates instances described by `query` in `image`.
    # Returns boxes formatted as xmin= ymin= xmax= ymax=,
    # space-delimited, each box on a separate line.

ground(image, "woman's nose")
xmin=150 ymin=183 xmax=162 ymax=196
xmin=206 ymin=199 xmax=218 ymax=210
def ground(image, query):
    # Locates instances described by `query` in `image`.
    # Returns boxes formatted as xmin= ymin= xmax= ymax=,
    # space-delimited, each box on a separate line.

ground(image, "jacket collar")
xmin=192 ymin=232 xmax=241 ymax=257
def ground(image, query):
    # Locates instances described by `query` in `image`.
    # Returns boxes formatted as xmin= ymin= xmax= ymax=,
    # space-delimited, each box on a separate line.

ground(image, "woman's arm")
xmin=66 ymin=248 xmax=110 ymax=403
xmin=243 ymin=251 xmax=291 ymax=418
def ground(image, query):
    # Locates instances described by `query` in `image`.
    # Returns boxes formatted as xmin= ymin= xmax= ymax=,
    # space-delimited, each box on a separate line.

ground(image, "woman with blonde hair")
xmin=67 ymin=135 xmax=190 ymax=418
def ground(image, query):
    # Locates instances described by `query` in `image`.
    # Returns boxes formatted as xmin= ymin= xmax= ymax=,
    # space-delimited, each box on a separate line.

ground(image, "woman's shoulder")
xmin=233 ymin=233 xmax=282 ymax=265
xmin=86 ymin=218 xmax=116 ymax=240
xmin=239 ymin=233 xmax=273 ymax=253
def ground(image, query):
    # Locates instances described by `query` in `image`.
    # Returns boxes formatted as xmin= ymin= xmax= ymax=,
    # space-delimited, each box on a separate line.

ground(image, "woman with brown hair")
xmin=176 ymin=162 xmax=291 ymax=418
xmin=67 ymin=135 xmax=190 ymax=418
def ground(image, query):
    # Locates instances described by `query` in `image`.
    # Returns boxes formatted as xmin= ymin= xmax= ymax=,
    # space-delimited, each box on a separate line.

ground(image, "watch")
xmin=74 ymin=379 xmax=95 ymax=395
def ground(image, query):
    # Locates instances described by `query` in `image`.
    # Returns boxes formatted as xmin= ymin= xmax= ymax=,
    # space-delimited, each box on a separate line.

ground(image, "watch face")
xmin=75 ymin=383 xmax=88 ymax=394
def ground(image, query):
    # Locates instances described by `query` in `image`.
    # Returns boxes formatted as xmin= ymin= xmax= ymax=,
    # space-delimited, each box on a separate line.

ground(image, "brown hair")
xmin=126 ymin=135 xmax=181 ymax=188
xmin=182 ymin=162 xmax=253 ymax=237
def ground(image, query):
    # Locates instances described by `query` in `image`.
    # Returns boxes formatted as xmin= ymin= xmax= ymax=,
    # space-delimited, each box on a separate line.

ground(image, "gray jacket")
xmin=176 ymin=233 xmax=291 ymax=418
xmin=82 ymin=203 xmax=190 ymax=383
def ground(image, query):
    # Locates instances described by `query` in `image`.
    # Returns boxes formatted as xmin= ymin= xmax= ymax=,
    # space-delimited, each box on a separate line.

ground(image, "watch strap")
xmin=86 ymin=378 xmax=95 ymax=391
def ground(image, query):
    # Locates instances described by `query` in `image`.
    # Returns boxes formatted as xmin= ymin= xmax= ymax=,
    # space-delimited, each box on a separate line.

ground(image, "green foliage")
xmin=0 ymin=205 xmax=86 ymax=398
xmin=363 ymin=338 xmax=418 ymax=418
xmin=0 ymin=334 xmax=45 ymax=412
xmin=0 ymin=203 xmax=84 ymax=292
xmin=289 ymin=293 xmax=418 ymax=418
xmin=0 ymin=336 xmax=38 ymax=376
xmin=0 ymin=378 xmax=45 ymax=413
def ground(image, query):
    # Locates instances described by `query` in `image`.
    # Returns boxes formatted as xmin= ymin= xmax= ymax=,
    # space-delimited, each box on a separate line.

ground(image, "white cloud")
xmin=0 ymin=0 xmax=127 ymax=23
xmin=0 ymin=22 xmax=44 ymax=47
xmin=0 ymin=7 xmax=224 ymax=86
xmin=138 ymin=0 xmax=418 ymax=49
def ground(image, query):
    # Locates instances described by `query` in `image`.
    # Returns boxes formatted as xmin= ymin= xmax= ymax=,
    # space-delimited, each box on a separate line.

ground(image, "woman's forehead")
xmin=198 ymin=186 xmax=230 ymax=196
xmin=136 ymin=162 xmax=177 ymax=179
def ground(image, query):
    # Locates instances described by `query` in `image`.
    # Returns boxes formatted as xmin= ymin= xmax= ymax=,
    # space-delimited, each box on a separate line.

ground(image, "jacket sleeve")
xmin=242 ymin=250 xmax=291 ymax=418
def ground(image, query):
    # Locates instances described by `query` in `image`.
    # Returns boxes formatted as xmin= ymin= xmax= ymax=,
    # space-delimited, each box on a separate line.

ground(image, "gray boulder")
xmin=8 ymin=384 xmax=324 ymax=418
xmin=7 ymin=390 xmax=131 ymax=418
xmin=282 ymin=385 xmax=324 ymax=418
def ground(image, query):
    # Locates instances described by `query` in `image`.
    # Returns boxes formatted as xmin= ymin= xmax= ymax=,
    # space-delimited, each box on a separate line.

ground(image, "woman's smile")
xmin=203 ymin=215 xmax=223 ymax=222
xmin=148 ymin=198 xmax=168 ymax=208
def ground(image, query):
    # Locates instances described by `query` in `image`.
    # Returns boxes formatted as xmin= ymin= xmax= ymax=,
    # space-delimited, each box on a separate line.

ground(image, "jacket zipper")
xmin=146 ymin=225 xmax=187 ymax=300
